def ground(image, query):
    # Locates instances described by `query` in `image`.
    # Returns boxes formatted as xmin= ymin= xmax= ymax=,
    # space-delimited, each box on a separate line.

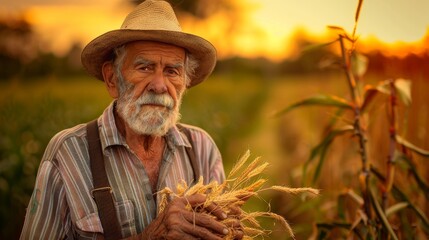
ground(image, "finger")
xmin=179 ymin=221 xmax=225 ymax=240
xmin=182 ymin=194 xmax=228 ymax=221
xmin=224 ymin=221 xmax=244 ymax=240
xmin=169 ymin=194 xmax=207 ymax=214
xmin=204 ymin=202 xmax=227 ymax=220
xmin=181 ymin=194 xmax=207 ymax=207
xmin=232 ymin=228 xmax=244 ymax=240
xmin=227 ymin=205 xmax=242 ymax=218
xmin=223 ymin=218 xmax=241 ymax=228
xmin=181 ymin=211 xmax=229 ymax=236
xmin=160 ymin=207 xmax=226 ymax=240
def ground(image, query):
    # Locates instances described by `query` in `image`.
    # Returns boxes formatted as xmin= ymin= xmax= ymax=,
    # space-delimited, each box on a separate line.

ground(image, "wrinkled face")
xmin=106 ymin=41 xmax=187 ymax=136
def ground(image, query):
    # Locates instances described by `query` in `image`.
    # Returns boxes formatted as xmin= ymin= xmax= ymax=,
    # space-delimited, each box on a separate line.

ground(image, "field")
xmin=1 ymin=72 xmax=428 ymax=239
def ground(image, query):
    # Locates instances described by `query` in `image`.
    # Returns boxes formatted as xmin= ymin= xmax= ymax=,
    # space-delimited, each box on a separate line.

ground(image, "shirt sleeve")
xmin=188 ymin=127 xmax=225 ymax=184
xmin=20 ymin=160 xmax=70 ymax=239
xmin=207 ymin=141 xmax=225 ymax=184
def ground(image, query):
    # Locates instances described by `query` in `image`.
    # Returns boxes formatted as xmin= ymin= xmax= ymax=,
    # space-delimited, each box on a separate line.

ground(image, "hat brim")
xmin=81 ymin=29 xmax=216 ymax=88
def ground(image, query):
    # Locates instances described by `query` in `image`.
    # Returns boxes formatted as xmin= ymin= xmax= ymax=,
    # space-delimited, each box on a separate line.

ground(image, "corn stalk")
xmin=276 ymin=0 xmax=429 ymax=238
xmin=338 ymin=35 xmax=372 ymax=221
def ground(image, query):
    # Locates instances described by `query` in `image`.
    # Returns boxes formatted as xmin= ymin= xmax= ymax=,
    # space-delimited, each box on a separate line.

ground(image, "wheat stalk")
xmin=158 ymin=150 xmax=319 ymax=239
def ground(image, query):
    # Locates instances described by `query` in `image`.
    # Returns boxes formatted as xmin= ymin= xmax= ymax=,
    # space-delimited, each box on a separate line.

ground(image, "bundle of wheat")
xmin=158 ymin=150 xmax=319 ymax=239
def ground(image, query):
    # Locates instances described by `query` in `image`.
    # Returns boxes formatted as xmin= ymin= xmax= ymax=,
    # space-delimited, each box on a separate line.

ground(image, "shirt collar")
xmin=98 ymin=101 xmax=191 ymax=151
xmin=166 ymin=124 xmax=192 ymax=149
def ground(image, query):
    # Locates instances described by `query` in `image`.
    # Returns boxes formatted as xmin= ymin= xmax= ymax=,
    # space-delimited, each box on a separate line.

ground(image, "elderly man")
xmin=21 ymin=1 xmax=242 ymax=239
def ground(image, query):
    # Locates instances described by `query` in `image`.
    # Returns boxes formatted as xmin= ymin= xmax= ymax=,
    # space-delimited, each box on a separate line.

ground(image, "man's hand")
xmin=223 ymin=204 xmax=244 ymax=240
xmin=143 ymin=194 xmax=230 ymax=240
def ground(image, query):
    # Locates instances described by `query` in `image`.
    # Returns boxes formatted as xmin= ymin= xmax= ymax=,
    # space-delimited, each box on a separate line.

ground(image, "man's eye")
xmin=136 ymin=64 xmax=153 ymax=71
xmin=139 ymin=66 xmax=150 ymax=71
xmin=166 ymin=68 xmax=179 ymax=75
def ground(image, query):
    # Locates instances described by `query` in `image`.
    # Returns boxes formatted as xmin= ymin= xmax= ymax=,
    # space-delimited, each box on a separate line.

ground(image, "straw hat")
xmin=81 ymin=0 xmax=217 ymax=88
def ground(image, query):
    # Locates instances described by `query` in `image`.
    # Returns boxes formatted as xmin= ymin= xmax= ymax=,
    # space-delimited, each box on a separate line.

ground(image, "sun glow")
xmin=3 ymin=0 xmax=429 ymax=60
xmin=22 ymin=4 xmax=129 ymax=55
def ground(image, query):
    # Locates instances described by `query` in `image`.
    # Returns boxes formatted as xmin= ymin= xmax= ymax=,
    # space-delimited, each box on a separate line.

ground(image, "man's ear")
xmin=102 ymin=61 xmax=119 ymax=98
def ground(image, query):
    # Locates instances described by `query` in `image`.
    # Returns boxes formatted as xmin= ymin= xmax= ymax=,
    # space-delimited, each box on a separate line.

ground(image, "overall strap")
xmin=86 ymin=119 xmax=122 ymax=240
xmin=177 ymin=124 xmax=201 ymax=181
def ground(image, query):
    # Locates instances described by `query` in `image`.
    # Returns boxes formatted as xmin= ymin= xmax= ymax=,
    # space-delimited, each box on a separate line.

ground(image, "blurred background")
xmin=1 ymin=0 xmax=428 ymax=239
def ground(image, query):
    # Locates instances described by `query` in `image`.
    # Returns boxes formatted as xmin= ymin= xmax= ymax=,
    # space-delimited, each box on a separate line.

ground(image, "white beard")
xmin=116 ymin=87 xmax=182 ymax=137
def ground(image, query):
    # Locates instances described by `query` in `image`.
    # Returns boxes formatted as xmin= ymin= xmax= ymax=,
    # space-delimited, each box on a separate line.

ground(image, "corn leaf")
xmin=391 ymin=186 xmax=429 ymax=234
xmin=327 ymin=26 xmax=353 ymax=41
xmin=316 ymin=222 xmax=352 ymax=230
xmin=369 ymin=187 xmax=399 ymax=240
xmin=375 ymin=80 xmax=391 ymax=94
xmin=327 ymin=25 xmax=346 ymax=32
xmin=398 ymin=155 xmax=429 ymax=200
xmin=371 ymin=167 xmax=429 ymax=234
xmin=352 ymin=0 xmax=364 ymax=41
xmin=396 ymin=135 xmax=429 ymax=157
xmin=303 ymin=125 xmax=354 ymax=184
xmin=375 ymin=79 xmax=411 ymax=104
xmin=361 ymin=80 xmax=391 ymax=113
xmin=302 ymin=39 xmax=339 ymax=52
xmin=331 ymin=108 xmax=347 ymax=125
xmin=394 ymin=79 xmax=412 ymax=106
xmin=355 ymin=0 xmax=364 ymax=23
xmin=316 ymin=222 xmax=364 ymax=239
xmin=361 ymin=79 xmax=412 ymax=113
xmin=346 ymin=188 xmax=364 ymax=206
xmin=386 ymin=202 xmax=409 ymax=217
xmin=275 ymin=94 xmax=353 ymax=117
xmin=361 ymin=85 xmax=383 ymax=113
xmin=351 ymin=52 xmax=368 ymax=78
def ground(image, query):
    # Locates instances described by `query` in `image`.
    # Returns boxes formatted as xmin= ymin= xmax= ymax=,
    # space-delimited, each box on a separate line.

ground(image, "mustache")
xmin=135 ymin=92 xmax=174 ymax=109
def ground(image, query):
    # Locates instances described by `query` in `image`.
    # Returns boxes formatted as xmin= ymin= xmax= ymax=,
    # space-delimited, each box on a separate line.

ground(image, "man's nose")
xmin=146 ymin=71 xmax=167 ymax=94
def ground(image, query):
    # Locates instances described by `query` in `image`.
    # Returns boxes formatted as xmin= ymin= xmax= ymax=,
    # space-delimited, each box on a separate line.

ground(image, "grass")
xmin=0 ymin=73 xmax=268 ymax=238
xmin=0 ymin=73 xmax=355 ymax=239
xmin=0 ymin=77 xmax=111 ymax=238
xmin=1 ymin=71 xmax=427 ymax=239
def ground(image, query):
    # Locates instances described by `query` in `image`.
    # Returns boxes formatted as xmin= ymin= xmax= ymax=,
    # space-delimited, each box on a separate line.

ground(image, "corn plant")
xmin=276 ymin=0 xmax=429 ymax=239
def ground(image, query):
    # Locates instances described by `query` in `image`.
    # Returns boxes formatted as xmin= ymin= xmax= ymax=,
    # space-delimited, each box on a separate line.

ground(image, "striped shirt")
xmin=20 ymin=101 xmax=225 ymax=239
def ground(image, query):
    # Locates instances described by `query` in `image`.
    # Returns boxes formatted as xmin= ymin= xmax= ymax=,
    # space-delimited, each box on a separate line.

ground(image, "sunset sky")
xmin=2 ymin=0 xmax=429 ymax=60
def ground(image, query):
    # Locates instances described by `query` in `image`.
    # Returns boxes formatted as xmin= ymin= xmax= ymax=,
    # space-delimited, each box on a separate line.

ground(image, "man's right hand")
xmin=141 ymin=194 xmax=231 ymax=240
